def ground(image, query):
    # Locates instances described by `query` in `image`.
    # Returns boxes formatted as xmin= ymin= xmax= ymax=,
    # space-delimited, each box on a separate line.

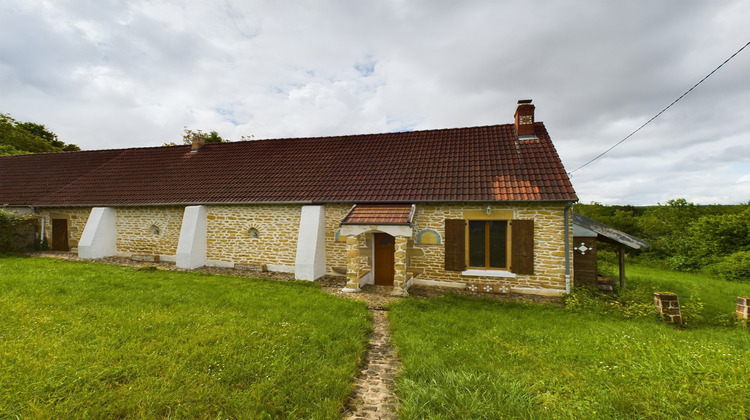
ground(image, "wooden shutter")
xmin=511 ymin=219 xmax=534 ymax=274
xmin=444 ymin=219 xmax=466 ymax=271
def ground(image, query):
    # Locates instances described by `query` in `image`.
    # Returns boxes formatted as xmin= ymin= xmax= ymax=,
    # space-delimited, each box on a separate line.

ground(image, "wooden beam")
xmin=618 ymin=244 xmax=626 ymax=290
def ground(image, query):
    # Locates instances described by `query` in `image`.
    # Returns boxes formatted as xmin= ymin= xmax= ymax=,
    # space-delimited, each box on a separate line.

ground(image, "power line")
xmin=569 ymin=40 xmax=750 ymax=175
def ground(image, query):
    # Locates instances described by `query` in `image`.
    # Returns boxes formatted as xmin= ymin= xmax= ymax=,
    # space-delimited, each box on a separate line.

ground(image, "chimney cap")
xmin=517 ymin=99 xmax=533 ymax=105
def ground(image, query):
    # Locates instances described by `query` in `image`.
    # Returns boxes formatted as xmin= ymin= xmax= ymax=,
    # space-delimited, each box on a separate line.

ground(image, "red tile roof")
xmin=0 ymin=123 xmax=577 ymax=206
xmin=341 ymin=204 xmax=414 ymax=225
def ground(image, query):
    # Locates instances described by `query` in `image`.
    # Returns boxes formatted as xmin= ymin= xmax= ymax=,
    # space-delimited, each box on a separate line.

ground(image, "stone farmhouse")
xmin=0 ymin=100 xmax=578 ymax=296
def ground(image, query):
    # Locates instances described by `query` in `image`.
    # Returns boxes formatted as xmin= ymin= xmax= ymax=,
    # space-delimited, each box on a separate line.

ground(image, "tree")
xmin=637 ymin=199 xmax=701 ymax=262
xmin=163 ymin=128 xmax=253 ymax=147
xmin=0 ymin=113 xmax=80 ymax=155
xmin=574 ymin=202 xmax=643 ymax=241
xmin=682 ymin=206 xmax=750 ymax=267
xmin=182 ymin=127 xmax=227 ymax=145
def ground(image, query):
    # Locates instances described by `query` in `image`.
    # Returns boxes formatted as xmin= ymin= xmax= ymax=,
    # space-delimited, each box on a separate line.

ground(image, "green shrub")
xmin=0 ymin=209 xmax=34 ymax=252
xmin=667 ymin=254 xmax=702 ymax=272
xmin=597 ymin=249 xmax=619 ymax=264
xmin=710 ymin=251 xmax=750 ymax=282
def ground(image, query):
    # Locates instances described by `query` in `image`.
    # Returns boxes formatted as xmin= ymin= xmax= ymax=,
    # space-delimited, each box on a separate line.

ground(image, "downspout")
xmin=564 ymin=202 xmax=573 ymax=294
xmin=30 ymin=206 xmax=46 ymax=244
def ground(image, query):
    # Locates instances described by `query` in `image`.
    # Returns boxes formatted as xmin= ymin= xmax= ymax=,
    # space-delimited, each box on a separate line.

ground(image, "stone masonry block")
xmin=654 ymin=292 xmax=682 ymax=324
xmin=737 ymin=296 xmax=750 ymax=320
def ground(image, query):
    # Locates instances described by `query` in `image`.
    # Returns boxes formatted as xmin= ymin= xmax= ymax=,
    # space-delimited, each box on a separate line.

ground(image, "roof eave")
xmin=572 ymin=213 xmax=650 ymax=249
xmin=19 ymin=197 xmax=579 ymax=208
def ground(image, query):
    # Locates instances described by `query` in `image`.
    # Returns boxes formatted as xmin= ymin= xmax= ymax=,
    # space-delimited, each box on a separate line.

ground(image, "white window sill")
xmin=461 ymin=269 xmax=516 ymax=279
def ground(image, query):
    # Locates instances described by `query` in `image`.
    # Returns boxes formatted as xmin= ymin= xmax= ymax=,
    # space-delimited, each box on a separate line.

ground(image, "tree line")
xmin=0 ymin=113 xmax=80 ymax=155
xmin=574 ymin=199 xmax=750 ymax=282
xmin=1 ymin=112 xmax=245 ymax=155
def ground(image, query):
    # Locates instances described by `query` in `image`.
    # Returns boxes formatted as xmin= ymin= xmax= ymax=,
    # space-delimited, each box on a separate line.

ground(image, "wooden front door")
xmin=51 ymin=219 xmax=69 ymax=251
xmin=373 ymin=233 xmax=395 ymax=286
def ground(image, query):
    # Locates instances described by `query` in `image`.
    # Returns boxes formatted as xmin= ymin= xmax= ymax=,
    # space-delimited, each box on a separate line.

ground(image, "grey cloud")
xmin=0 ymin=0 xmax=748 ymax=205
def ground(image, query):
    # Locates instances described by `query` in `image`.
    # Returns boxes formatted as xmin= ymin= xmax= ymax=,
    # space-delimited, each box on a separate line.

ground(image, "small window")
xmin=150 ymin=225 xmax=160 ymax=236
xmin=468 ymin=220 xmax=508 ymax=269
xmin=248 ymin=228 xmax=259 ymax=239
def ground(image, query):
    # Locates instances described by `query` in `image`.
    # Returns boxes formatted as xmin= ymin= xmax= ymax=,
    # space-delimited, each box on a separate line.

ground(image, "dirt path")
xmin=341 ymin=307 xmax=400 ymax=420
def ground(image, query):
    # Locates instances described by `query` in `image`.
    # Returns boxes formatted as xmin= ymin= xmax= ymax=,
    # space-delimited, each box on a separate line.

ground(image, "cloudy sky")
xmin=1 ymin=1 xmax=749 ymax=205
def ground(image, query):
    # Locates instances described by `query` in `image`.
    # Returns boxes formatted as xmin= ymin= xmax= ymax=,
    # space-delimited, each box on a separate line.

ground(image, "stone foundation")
xmin=654 ymin=292 xmax=682 ymax=324
xmin=466 ymin=281 xmax=511 ymax=294
xmin=132 ymin=254 xmax=160 ymax=262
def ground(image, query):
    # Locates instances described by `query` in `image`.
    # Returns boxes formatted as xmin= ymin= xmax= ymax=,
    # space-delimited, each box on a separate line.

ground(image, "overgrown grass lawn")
xmin=0 ymin=256 xmax=370 ymax=418
xmin=611 ymin=262 xmax=750 ymax=326
xmin=389 ymin=295 xmax=750 ymax=419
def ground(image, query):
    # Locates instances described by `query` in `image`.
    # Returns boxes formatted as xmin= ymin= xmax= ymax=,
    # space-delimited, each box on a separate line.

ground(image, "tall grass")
xmin=0 ymin=256 xmax=370 ymax=418
xmin=603 ymin=261 xmax=750 ymax=326
xmin=390 ymin=294 xmax=750 ymax=419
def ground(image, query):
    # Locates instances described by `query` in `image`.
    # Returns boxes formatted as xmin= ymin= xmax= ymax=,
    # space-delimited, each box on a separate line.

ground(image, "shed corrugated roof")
xmin=0 ymin=122 xmax=577 ymax=206
xmin=572 ymin=213 xmax=650 ymax=249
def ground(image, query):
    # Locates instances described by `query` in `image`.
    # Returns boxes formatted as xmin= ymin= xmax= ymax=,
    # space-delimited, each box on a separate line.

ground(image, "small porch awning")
xmin=341 ymin=204 xmax=415 ymax=226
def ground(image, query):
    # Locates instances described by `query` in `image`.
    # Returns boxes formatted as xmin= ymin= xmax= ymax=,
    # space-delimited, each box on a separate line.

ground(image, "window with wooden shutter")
xmin=444 ymin=219 xmax=466 ymax=271
xmin=468 ymin=220 xmax=509 ymax=269
xmin=511 ymin=219 xmax=534 ymax=274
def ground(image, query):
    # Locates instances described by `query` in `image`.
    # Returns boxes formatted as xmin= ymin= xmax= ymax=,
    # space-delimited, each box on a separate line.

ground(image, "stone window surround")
xmin=248 ymin=227 xmax=260 ymax=239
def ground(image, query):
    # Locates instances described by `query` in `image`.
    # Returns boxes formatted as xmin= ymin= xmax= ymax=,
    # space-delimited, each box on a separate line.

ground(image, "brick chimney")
xmin=514 ymin=99 xmax=535 ymax=136
xmin=190 ymin=136 xmax=205 ymax=152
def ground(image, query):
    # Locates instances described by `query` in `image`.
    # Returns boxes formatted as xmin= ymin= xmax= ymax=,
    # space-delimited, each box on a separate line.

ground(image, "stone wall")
xmin=324 ymin=203 xmax=353 ymax=274
xmin=116 ymin=206 xmax=183 ymax=257
xmin=38 ymin=207 xmax=92 ymax=249
xmin=36 ymin=202 xmax=573 ymax=295
xmin=409 ymin=202 xmax=571 ymax=293
xmin=205 ymin=204 xmax=302 ymax=268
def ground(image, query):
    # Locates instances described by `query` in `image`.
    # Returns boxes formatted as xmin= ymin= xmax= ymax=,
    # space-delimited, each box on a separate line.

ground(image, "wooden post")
xmin=618 ymin=244 xmax=626 ymax=290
